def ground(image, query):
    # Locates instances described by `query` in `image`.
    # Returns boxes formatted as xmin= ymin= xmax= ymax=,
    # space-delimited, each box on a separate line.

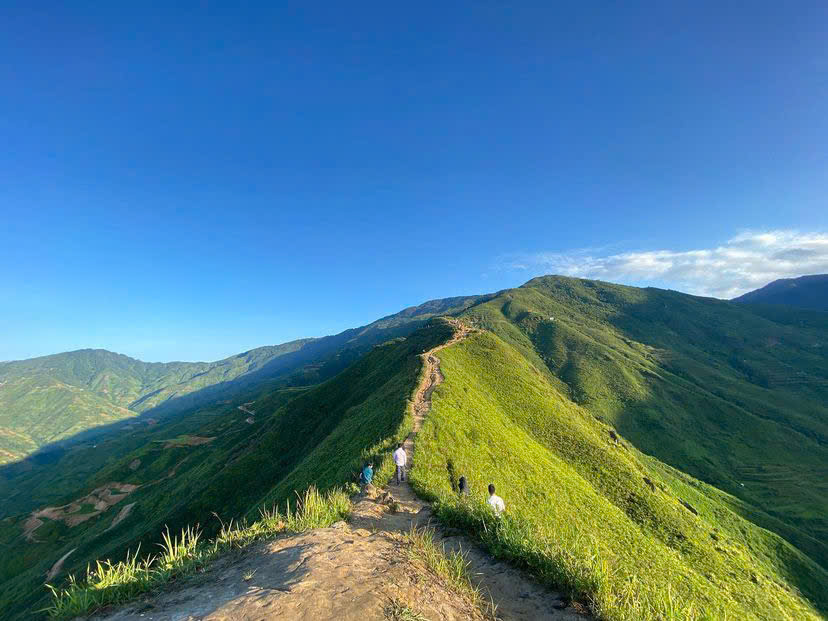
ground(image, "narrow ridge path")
xmin=366 ymin=319 xmax=586 ymax=621
xmin=91 ymin=320 xmax=588 ymax=621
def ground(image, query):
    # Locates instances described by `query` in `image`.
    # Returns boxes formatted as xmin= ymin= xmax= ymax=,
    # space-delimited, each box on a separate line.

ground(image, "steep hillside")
xmin=4 ymin=276 xmax=827 ymax=620
xmin=734 ymin=274 xmax=828 ymax=310
xmin=0 ymin=320 xmax=455 ymax=619
xmin=0 ymin=343 xmax=308 ymax=464
xmin=412 ymin=330 xmax=826 ymax=619
xmin=34 ymin=315 xmax=828 ymax=621
xmin=455 ymin=276 xmax=828 ymax=569
xmin=0 ymin=294 xmax=488 ymax=465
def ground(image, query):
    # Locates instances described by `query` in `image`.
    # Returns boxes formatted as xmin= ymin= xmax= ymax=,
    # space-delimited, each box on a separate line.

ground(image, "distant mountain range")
xmin=734 ymin=274 xmax=828 ymax=310
xmin=0 ymin=295 xmax=488 ymax=465
xmin=1 ymin=276 xmax=827 ymax=619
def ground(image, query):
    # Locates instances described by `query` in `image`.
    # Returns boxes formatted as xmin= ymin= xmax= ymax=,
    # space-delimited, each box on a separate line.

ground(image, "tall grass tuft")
xmin=45 ymin=486 xmax=350 ymax=619
xmin=405 ymin=526 xmax=496 ymax=619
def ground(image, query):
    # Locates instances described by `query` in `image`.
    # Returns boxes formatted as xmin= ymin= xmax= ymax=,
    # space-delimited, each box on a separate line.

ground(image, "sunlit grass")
xmin=404 ymin=526 xmax=496 ymax=619
xmin=45 ymin=486 xmax=350 ymax=619
xmin=411 ymin=331 xmax=824 ymax=621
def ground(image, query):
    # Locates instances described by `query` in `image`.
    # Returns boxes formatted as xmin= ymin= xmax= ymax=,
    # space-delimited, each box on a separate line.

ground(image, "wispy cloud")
xmin=497 ymin=230 xmax=828 ymax=298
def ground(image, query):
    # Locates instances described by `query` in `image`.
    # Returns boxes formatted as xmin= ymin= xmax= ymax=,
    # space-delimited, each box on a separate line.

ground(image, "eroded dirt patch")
xmin=45 ymin=548 xmax=77 ymax=582
xmin=23 ymin=483 xmax=139 ymax=540
xmin=163 ymin=435 xmax=215 ymax=449
xmin=106 ymin=502 xmax=137 ymax=532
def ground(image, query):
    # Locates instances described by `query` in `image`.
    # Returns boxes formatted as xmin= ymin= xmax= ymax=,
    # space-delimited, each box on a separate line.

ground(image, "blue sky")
xmin=1 ymin=2 xmax=826 ymax=362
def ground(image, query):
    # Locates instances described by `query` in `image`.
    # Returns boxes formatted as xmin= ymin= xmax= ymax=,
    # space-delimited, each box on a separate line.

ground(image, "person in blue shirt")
xmin=360 ymin=462 xmax=374 ymax=486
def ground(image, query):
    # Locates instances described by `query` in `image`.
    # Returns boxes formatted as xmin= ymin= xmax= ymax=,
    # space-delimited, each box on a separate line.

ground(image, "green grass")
xmin=458 ymin=276 xmax=828 ymax=568
xmin=405 ymin=526 xmax=487 ymax=609
xmin=1 ymin=320 xmax=455 ymax=619
xmin=410 ymin=330 xmax=826 ymax=620
xmin=44 ymin=486 xmax=350 ymax=619
xmin=0 ymin=294 xmax=485 ymax=466
xmin=9 ymin=276 xmax=828 ymax=620
xmin=385 ymin=600 xmax=430 ymax=621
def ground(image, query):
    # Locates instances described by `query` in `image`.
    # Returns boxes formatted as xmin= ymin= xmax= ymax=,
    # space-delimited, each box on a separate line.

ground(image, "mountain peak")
xmin=733 ymin=274 xmax=828 ymax=310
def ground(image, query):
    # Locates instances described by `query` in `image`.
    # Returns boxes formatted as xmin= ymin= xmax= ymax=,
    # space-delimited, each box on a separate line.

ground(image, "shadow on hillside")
xmin=577 ymin=287 xmax=828 ymax=597
xmin=0 ymin=296 xmax=500 ymax=512
xmin=0 ymin=315 xmax=449 ymax=512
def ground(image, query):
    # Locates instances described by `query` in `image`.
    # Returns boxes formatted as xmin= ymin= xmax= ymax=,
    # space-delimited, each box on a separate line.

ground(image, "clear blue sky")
xmin=1 ymin=2 xmax=826 ymax=362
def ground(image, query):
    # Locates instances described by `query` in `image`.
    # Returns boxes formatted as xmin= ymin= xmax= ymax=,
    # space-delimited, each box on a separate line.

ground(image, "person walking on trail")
xmin=360 ymin=462 xmax=374 ymax=486
xmin=458 ymin=475 xmax=470 ymax=496
xmin=392 ymin=443 xmax=407 ymax=485
xmin=487 ymin=483 xmax=505 ymax=516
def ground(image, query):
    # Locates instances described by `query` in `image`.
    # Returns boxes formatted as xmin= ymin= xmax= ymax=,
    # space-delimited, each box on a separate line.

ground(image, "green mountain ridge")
xmin=414 ymin=327 xmax=826 ymax=619
xmin=1 ymin=276 xmax=826 ymax=620
xmin=0 ymin=342 xmax=311 ymax=464
xmin=0 ymin=295 xmax=488 ymax=465
xmin=459 ymin=277 xmax=828 ymax=566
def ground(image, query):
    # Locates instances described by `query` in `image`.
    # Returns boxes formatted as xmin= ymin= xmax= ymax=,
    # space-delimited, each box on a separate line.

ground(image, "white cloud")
xmin=498 ymin=230 xmax=828 ymax=298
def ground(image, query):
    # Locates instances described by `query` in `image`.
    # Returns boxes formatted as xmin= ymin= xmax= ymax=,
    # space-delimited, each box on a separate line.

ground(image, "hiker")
xmin=392 ymin=443 xmax=407 ymax=485
xmin=360 ymin=462 xmax=374 ymax=486
xmin=487 ymin=483 xmax=505 ymax=516
xmin=458 ymin=475 xmax=470 ymax=496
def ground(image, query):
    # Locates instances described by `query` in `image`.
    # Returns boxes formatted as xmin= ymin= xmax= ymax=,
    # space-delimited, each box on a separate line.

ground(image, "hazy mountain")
xmin=733 ymin=274 xmax=828 ymax=310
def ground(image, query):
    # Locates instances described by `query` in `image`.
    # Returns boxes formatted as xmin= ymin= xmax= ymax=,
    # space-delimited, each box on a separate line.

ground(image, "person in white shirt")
xmin=487 ymin=483 xmax=505 ymax=516
xmin=392 ymin=443 xmax=407 ymax=485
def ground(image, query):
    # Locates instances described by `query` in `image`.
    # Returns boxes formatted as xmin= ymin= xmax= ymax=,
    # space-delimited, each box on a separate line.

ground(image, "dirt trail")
xmin=91 ymin=321 xmax=586 ymax=621
xmin=392 ymin=320 xmax=585 ymax=621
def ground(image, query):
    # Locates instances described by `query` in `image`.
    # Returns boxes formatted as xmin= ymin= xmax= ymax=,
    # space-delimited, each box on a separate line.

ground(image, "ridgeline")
xmin=1 ymin=276 xmax=826 ymax=620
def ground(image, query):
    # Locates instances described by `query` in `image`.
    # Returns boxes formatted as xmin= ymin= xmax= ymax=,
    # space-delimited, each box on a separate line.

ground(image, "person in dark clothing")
xmin=458 ymin=475 xmax=470 ymax=496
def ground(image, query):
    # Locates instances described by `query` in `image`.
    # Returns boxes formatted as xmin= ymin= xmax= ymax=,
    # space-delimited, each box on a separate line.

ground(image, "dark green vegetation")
xmin=0 ymin=320 xmax=454 ymax=619
xmin=734 ymin=274 xmax=828 ymax=311
xmin=0 ymin=295 xmax=487 ymax=465
xmin=3 ymin=275 xmax=827 ymax=620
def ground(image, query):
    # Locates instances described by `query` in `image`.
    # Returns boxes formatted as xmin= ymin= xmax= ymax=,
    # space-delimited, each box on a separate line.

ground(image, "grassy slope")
xmin=0 ymin=320 xmax=454 ymax=620
xmin=455 ymin=277 xmax=828 ymax=568
xmin=0 ymin=343 xmax=309 ymax=464
xmin=411 ymin=331 xmax=827 ymax=620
